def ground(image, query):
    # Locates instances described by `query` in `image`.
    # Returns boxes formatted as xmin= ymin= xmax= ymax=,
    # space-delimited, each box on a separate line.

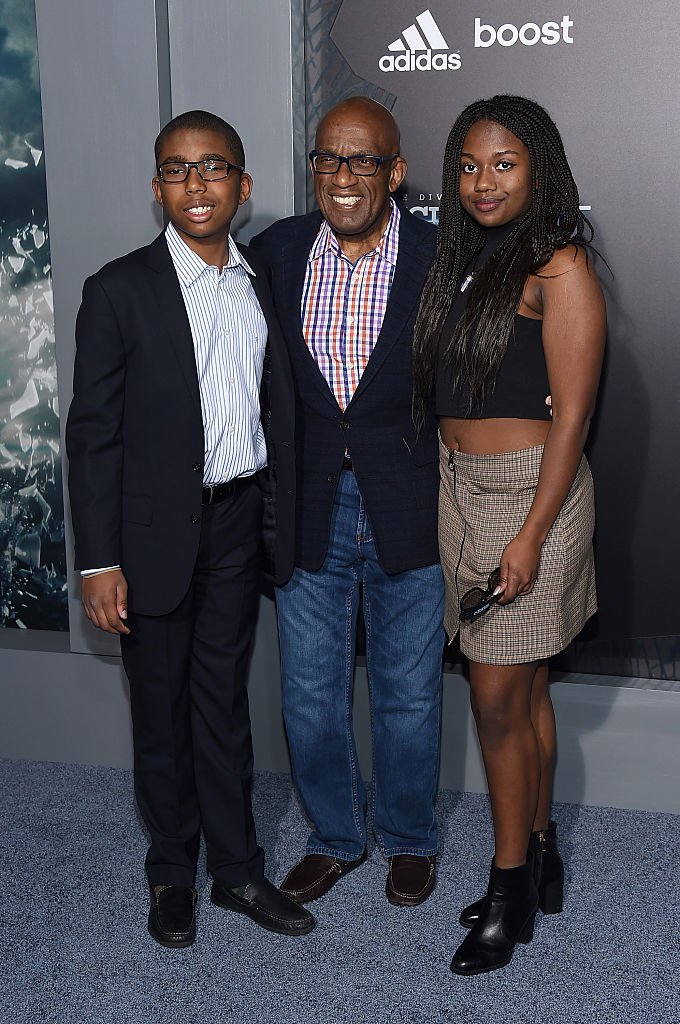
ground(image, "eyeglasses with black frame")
xmin=156 ymin=159 xmax=244 ymax=183
xmin=308 ymin=150 xmax=399 ymax=176
xmin=459 ymin=568 xmax=503 ymax=623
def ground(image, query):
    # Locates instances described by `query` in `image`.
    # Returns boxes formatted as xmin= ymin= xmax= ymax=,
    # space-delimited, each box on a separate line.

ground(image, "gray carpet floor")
xmin=1 ymin=758 xmax=679 ymax=1024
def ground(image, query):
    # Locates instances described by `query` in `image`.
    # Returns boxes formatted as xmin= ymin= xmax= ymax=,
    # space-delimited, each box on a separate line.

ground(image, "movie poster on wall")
xmin=0 ymin=0 xmax=68 ymax=631
xmin=302 ymin=1 xmax=680 ymax=679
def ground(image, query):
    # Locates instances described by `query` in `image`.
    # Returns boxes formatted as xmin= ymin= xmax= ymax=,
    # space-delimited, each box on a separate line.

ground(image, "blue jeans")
xmin=276 ymin=469 xmax=444 ymax=860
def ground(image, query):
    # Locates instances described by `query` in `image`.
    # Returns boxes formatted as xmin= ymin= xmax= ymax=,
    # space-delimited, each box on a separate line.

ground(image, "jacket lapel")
xmin=244 ymin=246 xmax=286 ymax=409
xmin=244 ymin=247 xmax=279 ymax=334
xmin=145 ymin=233 xmax=201 ymax=410
xmin=349 ymin=211 xmax=434 ymax=405
xmin=279 ymin=215 xmax=341 ymax=413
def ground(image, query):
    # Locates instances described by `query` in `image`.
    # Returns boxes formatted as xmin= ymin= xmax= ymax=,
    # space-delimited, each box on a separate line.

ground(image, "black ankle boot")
xmin=458 ymin=820 xmax=564 ymax=928
xmin=531 ymin=819 xmax=564 ymax=915
xmin=450 ymin=858 xmax=539 ymax=976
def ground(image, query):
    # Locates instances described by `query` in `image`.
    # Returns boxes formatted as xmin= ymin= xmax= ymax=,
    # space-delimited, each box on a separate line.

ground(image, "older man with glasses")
xmin=251 ymin=97 xmax=445 ymax=910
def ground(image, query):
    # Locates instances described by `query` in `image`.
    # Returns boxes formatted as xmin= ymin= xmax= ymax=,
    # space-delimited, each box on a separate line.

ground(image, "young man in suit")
xmin=251 ymin=98 xmax=445 ymax=908
xmin=66 ymin=110 xmax=314 ymax=947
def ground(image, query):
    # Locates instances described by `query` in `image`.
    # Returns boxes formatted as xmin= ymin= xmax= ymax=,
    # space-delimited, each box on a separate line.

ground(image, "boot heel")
xmin=531 ymin=821 xmax=565 ymax=916
xmin=517 ymin=914 xmax=535 ymax=944
xmin=538 ymin=875 xmax=564 ymax=915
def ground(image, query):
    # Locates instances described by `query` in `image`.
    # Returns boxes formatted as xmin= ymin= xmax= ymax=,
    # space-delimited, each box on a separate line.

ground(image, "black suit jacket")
xmin=251 ymin=209 xmax=439 ymax=575
xmin=66 ymin=232 xmax=296 ymax=616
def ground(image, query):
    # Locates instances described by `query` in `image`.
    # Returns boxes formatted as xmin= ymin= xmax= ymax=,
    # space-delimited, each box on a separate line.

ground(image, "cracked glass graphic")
xmin=0 ymin=0 xmax=68 ymax=630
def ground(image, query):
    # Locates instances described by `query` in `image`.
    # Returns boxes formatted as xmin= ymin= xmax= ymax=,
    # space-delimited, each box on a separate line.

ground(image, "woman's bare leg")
xmin=469 ymin=660 xmax=541 ymax=868
xmin=529 ymin=661 xmax=555 ymax=832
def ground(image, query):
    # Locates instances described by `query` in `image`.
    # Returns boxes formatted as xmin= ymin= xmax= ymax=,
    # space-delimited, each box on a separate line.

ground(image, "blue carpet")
xmin=1 ymin=758 xmax=678 ymax=1023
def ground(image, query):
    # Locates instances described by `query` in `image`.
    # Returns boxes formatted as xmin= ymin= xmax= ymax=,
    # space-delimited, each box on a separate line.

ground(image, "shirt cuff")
xmin=80 ymin=565 xmax=121 ymax=577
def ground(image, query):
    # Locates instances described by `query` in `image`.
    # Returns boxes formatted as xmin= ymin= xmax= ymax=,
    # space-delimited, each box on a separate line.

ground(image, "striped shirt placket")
xmin=166 ymin=222 xmax=268 ymax=485
xmin=339 ymin=269 xmax=354 ymax=408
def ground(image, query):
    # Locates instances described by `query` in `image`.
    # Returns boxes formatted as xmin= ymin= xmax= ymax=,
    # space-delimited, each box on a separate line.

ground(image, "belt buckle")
xmin=204 ymin=483 xmax=215 ymax=505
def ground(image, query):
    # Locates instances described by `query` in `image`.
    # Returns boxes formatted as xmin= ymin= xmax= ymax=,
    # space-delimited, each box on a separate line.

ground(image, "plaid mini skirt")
xmin=438 ymin=436 xmax=597 ymax=665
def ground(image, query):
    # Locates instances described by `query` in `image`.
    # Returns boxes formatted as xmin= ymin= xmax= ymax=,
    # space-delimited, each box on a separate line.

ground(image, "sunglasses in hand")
xmin=459 ymin=568 xmax=503 ymax=623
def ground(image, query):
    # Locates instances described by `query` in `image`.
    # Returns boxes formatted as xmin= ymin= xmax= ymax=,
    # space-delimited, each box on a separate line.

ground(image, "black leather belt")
xmin=341 ymin=454 xmax=353 ymax=471
xmin=201 ymin=476 xmax=252 ymax=505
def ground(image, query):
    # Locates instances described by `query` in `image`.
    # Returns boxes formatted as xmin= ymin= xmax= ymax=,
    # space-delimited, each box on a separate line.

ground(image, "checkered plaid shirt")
xmin=301 ymin=201 xmax=400 ymax=411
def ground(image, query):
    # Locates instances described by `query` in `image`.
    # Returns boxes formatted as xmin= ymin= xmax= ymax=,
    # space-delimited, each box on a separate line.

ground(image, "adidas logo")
xmin=379 ymin=8 xmax=461 ymax=73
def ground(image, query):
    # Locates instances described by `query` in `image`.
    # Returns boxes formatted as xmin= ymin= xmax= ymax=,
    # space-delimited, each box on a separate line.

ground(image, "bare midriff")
xmin=439 ymin=417 xmax=551 ymax=455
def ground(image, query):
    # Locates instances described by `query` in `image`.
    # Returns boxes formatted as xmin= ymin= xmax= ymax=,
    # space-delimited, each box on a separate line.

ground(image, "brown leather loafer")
xmin=386 ymin=854 xmax=437 ymax=907
xmin=279 ymin=849 xmax=368 ymax=903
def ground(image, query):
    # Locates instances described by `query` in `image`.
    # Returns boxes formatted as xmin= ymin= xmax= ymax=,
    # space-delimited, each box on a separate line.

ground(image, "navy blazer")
xmin=251 ymin=208 xmax=439 ymax=575
xmin=66 ymin=233 xmax=296 ymax=615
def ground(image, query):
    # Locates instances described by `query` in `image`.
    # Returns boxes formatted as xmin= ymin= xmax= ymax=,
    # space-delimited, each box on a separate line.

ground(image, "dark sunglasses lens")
xmin=460 ymin=570 xmax=503 ymax=622
xmin=460 ymin=587 xmax=485 ymax=614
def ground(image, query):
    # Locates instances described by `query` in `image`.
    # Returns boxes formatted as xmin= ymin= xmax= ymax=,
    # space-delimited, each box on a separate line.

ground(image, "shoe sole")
xmin=386 ymin=879 xmax=436 ymax=908
xmin=279 ymin=868 xmax=344 ymax=904
xmin=147 ymin=922 xmax=195 ymax=949
xmin=450 ymin=951 xmax=514 ymax=976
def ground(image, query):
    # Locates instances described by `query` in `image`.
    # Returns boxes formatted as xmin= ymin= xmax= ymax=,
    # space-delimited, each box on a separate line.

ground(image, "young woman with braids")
xmin=412 ymin=96 xmax=606 ymax=975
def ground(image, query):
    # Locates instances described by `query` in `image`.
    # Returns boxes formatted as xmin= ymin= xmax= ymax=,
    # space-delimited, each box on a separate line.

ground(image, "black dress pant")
xmin=120 ymin=479 xmax=265 ymax=888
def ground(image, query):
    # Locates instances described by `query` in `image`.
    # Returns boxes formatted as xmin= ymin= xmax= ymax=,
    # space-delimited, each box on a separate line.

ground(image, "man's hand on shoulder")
xmin=81 ymin=569 xmax=130 ymax=635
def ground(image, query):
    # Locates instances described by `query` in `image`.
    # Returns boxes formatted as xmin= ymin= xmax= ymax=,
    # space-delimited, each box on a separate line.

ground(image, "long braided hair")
xmin=412 ymin=95 xmax=593 ymax=429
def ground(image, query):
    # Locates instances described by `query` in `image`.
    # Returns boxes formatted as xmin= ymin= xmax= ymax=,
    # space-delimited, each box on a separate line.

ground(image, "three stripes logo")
xmin=379 ymin=9 xmax=461 ymax=73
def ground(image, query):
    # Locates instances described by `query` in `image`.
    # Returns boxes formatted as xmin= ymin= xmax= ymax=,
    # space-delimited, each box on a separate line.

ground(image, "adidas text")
xmin=379 ymin=50 xmax=461 ymax=72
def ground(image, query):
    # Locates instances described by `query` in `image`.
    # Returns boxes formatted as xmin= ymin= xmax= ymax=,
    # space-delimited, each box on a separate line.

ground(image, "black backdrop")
xmin=301 ymin=0 xmax=680 ymax=680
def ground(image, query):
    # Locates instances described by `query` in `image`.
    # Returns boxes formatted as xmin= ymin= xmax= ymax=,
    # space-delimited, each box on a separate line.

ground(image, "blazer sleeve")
xmin=65 ymin=275 xmax=126 ymax=570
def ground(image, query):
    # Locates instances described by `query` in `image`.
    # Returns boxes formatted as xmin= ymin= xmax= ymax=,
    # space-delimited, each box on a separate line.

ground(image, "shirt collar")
xmin=309 ymin=198 xmax=401 ymax=267
xmin=165 ymin=221 xmax=256 ymax=286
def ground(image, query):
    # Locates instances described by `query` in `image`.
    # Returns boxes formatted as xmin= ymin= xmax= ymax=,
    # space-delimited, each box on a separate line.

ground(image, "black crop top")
xmin=435 ymin=225 xmax=552 ymax=421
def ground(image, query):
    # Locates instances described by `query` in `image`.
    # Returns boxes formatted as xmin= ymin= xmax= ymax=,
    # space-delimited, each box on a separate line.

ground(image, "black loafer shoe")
xmin=386 ymin=854 xmax=437 ymax=907
xmin=148 ymin=885 xmax=197 ymax=948
xmin=210 ymin=877 xmax=316 ymax=935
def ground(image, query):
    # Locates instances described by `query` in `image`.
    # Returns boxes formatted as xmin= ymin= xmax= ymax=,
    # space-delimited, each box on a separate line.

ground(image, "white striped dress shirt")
xmin=165 ymin=222 xmax=268 ymax=485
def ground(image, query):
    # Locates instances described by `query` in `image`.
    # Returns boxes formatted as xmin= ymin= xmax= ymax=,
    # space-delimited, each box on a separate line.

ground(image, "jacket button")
xmin=327 ymin=473 xmax=336 ymax=484
xmin=341 ymin=421 xmax=350 ymax=431
xmin=191 ymin=514 xmax=201 ymax=524
xmin=192 ymin=462 xmax=203 ymax=472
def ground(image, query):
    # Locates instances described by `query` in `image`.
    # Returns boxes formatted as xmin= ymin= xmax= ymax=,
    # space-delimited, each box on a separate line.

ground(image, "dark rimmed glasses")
xmin=308 ymin=150 xmax=399 ymax=176
xmin=460 ymin=568 xmax=502 ymax=623
xmin=156 ymin=159 xmax=244 ymax=183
